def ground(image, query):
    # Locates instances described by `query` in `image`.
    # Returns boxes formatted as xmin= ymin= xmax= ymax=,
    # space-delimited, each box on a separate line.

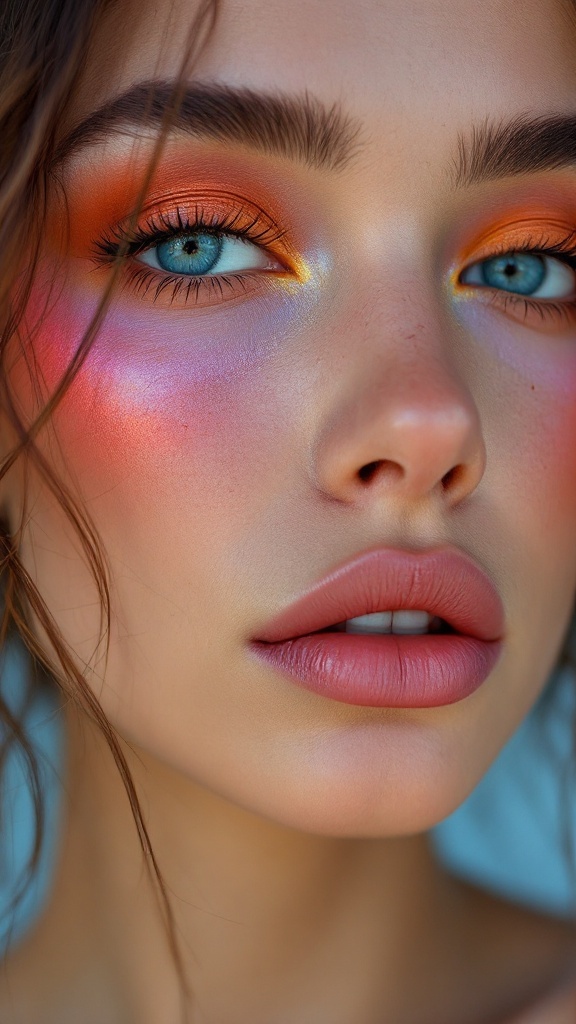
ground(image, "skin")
xmin=2 ymin=0 xmax=576 ymax=1020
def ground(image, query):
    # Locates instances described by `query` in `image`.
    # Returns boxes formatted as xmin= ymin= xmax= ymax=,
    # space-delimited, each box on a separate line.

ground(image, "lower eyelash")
xmin=123 ymin=264 xmax=254 ymax=304
xmin=489 ymin=290 xmax=576 ymax=326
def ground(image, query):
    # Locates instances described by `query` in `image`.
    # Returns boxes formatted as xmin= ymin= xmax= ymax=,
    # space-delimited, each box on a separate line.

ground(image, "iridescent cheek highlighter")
xmin=18 ymin=281 xmax=324 ymax=527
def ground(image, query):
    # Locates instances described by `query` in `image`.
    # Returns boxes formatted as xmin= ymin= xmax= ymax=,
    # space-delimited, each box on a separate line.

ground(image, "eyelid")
xmin=451 ymin=219 xmax=576 ymax=295
xmin=91 ymin=190 xmax=311 ymax=309
xmin=454 ymin=216 xmax=576 ymax=266
xmin=116 ymin=191 xmax=297 ymax=264
xmin=448 ymin=216 xmax=576 ymax=331
xmin=93 ymin=192 xmax=310 ymax=279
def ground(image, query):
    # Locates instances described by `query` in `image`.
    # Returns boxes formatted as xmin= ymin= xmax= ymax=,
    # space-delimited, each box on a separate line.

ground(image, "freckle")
xmin=531 ymin=385 xmax=535 ymax=391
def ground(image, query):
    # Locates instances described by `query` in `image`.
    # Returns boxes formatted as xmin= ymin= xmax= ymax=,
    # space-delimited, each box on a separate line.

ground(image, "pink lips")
xmin=248 ymin=546 xmax=505 ymax=708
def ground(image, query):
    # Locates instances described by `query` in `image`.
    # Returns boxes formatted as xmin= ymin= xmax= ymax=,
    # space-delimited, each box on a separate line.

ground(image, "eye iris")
xmin=481 ymin=252 xmax=546 ymax=295
xmin=155 ymin=232 xmax=223 ymax=275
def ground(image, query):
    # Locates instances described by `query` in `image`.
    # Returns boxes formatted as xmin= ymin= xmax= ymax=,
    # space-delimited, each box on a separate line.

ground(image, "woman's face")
xmin=8 ymin=0 xmax=576 ymax=834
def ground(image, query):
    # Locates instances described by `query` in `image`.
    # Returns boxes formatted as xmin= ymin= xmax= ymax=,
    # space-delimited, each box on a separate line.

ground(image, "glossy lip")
xmin=251 ymin=546 xmax=505 ymax=643
xmin=247 ymin=546 xmax=505 ymax=708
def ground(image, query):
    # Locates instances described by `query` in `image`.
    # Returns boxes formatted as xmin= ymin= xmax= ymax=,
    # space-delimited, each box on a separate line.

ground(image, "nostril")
xmin=358 ymin=460 xmax=405 ymax=485
xmin=441 ymin=465 xmax=462 ymax=490
xmin=358 ymin=460 xmax=382 ymax=482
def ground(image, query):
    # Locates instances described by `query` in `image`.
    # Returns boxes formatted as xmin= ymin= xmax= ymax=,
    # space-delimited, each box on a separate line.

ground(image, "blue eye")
xmin=154 ymin=232 xmax=222 ymax=275
xmin=137 ymin=230 xmax=276 ymax=276
xmin=460 ymin=251 xmax=575 ymax=300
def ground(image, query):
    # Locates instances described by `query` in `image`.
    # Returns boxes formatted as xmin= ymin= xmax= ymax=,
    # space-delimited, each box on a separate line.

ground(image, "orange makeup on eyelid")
xmin=60 ymin=146 xmax=315 ymax=274
xmin=445 ymin=181 xmax=576 ymax=329
xmin=47 ymin=147 xmax=321 ymax=312
xmin=450 ymin=179 xmax=576 ymax=267
xmin=47 ymin=145 xmax=576 ymax=331
xmin=457 ymin=216 xmax=576 ymax=265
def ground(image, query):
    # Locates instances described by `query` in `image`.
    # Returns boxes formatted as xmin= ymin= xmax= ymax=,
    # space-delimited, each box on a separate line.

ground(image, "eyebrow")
xmin=53 ymin=81 xmax=365 ymax=172
xmin=452 ymin=112 xmax=576 ymax=188
xmin=54 ymin=82 xmax=576 ymax=190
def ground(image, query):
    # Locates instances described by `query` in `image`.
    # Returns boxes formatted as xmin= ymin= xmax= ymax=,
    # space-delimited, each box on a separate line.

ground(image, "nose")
xmin=311 ymin=332 xmax=486 ymax=510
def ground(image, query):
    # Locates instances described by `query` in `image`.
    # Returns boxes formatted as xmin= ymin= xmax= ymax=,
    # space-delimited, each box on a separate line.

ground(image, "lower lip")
xmin=248 ymin=632 xmax=503 ymax=707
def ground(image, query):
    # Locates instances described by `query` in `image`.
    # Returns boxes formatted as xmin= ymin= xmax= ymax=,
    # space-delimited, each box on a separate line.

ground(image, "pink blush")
xmin=14 ymin=270 xmax=317 ymax=509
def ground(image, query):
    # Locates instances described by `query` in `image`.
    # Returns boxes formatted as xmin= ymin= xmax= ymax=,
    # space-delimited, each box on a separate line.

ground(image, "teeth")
xmin=390 ymin=610 xmax=431 ymax=634
xmin=344 ymin=612 xmax=393 ymax=634
xmin=343 ymin=610 xmax=432 ymax=635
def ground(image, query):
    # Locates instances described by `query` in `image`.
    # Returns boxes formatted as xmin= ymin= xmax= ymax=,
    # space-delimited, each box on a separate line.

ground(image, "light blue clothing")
xmin=1 ymin=635 xmax=575 ymax=958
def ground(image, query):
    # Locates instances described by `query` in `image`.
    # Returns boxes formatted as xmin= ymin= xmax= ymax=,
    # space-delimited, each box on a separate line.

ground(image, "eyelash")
xmin=458 ymin=228 xmax=576 ymax=327
xmin=92 ymin=203 xmax=290 ymax=305
xmin=93 ymin=208 xmax=576 ymax=327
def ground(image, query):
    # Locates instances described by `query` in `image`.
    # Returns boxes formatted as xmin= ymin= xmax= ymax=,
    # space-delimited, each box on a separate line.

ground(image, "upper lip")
xmin=252 ymin=546 xmax=505 ymax=643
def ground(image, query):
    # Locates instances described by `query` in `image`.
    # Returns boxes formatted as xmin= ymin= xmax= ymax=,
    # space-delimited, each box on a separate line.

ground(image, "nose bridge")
xmin=310 ymin=301 xmax=486 ymax=508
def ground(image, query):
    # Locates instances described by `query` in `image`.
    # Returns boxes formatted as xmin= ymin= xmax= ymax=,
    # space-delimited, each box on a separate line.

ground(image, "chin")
xmin=170 ymin=724 xmax=485 ymax=839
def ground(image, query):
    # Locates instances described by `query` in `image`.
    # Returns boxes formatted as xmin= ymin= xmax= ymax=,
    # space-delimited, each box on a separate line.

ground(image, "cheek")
xmin=15 ymin=272 xmax=316 ymax=533
xmin=499 ymin=342 xmax=576 ymax=536
xmin=530 ymin=375 xmax=576 ymax=528
xmin=512 ymin=371 xmax=576 ymax=623
xmin=455 ymin=301 xmax=576 ymax=521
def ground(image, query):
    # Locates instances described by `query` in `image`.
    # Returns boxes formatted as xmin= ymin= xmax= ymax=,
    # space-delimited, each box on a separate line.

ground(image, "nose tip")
xmin=357 ymin=408 xmax=485 ymax=502
xmin=311 ymin=363 xmax=486 ymax=509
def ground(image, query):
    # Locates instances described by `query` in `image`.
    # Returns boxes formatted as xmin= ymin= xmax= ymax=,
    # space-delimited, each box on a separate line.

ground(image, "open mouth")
xmin=249 ymin=548 xmax=503 ymax=707
xmin=313 ymin=613 xmax=456 ymax=636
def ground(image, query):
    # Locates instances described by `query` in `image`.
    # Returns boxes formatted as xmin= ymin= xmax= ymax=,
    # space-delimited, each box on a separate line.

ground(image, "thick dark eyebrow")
xmin=55 ymin=83 xmax=576 ymax=190
xmin=453 ymin=112 xmax=576 ymax=188
xmin=53 ymin=81 xmax=365 ymax=173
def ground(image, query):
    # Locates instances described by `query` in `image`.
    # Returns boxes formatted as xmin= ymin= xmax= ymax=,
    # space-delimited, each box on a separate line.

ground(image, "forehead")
xmin=79 ymin=0 xmax=576 ymax=123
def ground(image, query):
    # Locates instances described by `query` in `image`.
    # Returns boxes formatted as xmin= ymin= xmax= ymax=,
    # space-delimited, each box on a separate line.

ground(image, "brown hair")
xmin=0 ymin=0 xmax=218 ymax=1016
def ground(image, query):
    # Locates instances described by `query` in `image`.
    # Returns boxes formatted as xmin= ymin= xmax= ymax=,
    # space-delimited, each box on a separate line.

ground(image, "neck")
xmin=6 ymin=704 xmax=478 ymax=1024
